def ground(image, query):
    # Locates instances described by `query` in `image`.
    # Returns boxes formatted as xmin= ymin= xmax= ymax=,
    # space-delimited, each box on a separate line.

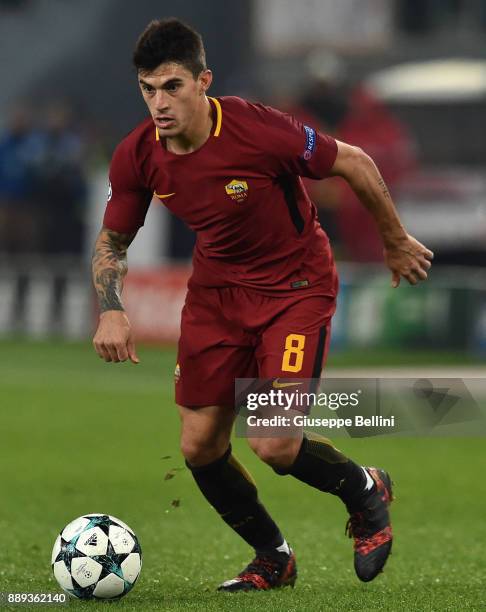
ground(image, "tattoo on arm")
xmin=92 ymin=228 xmax=136 ymax=312
xmin=378 ymin=177 xmax=391 ymax=200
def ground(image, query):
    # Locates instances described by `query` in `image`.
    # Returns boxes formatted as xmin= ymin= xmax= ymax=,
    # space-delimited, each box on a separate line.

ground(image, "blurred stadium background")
xmin=1 ymin=2 xmax=486 ymax=609
xmin=1 ymin=0 xmax=486 ymax=361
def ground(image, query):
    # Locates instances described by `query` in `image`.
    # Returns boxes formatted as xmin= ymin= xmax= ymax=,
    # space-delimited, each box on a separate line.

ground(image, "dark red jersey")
xmin=104 ymin=96 xmax=339 ymax=296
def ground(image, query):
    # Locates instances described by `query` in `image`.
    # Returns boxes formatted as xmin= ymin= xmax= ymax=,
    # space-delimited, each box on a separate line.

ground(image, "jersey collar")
xmin=208 ymin=96 xmax=222 ymax=137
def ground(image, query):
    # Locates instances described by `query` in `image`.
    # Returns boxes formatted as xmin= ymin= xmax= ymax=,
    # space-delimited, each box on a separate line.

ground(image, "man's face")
xmin=138 ymin=62 xmax=212 ymax=137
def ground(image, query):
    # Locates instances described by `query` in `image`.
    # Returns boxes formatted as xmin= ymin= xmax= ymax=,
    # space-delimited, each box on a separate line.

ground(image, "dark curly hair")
xmin=133 ymin=18 xmax=206 ymax=79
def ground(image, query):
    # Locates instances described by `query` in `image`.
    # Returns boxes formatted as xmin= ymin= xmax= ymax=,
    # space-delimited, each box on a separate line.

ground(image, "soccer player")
xmin=92 ymin=19 xmax=433 ymax=591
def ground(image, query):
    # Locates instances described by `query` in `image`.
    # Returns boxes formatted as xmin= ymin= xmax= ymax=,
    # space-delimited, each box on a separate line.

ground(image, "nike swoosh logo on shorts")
xmin=272 ymin=379 xmax=304 ymax=389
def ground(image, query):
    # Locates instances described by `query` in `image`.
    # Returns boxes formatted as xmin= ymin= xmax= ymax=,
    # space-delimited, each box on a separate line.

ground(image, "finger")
xmin=127 ymin=339 xmax=140 ymax=364
xmin=391 ymin=271 xmax=401 ymax=288
xmin=413 ymin=238 xmax=434 ymax=260
xmin=403 ymin=271 xmax=418 ymax=285
xmin=94 ymin=341 xmax=111 ymax=362
xmin=115 ymin=342 xmax=129 ymax=362
xmin=418 ymin=257 xmax=432 ymax=270
xmin=413 ymin=266 xmax=428 ymax=281
xmin=100 ymin=346 xmax=112 ymax=362
xmin=105 ymin=343 xmax=120 ymax=363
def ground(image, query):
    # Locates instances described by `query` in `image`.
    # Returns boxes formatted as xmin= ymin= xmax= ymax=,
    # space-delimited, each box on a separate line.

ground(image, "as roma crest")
xmin=225 ymin=179 xmax=248 ymax=203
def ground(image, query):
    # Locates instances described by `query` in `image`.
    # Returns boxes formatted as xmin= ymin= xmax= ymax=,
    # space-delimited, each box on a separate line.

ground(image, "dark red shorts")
xmin=175 ymin=284 xmax=336 ymax=407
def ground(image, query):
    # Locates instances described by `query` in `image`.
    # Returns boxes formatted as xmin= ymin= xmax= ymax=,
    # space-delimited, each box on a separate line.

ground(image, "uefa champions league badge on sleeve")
xmin=51 ymin=514 xmax=142 ymax=600
xmin=301 ymin=126 xmax=316 ymax=161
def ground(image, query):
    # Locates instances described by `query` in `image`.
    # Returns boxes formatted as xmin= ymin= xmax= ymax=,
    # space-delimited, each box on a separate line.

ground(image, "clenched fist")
xmin=384 ymin=234 xmax=434 ymax=288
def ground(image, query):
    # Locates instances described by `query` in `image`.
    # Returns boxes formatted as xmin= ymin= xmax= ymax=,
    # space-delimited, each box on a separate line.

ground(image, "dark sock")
xmin=275 ymin=432 xmax=370 ymax=510
xmin=187 ymin=445 xmax=284 ymax=551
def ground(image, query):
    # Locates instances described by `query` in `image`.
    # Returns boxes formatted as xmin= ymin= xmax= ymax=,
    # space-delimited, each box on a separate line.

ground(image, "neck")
xmin=164 ymin=96 xmax=212 ymax=154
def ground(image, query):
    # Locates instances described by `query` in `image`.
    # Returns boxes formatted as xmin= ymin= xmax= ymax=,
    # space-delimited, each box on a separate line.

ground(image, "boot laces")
xmin=241 ymin=555 xmax=282 ymax=584
xmin=345 ymin=511 xmax=370 ymax=540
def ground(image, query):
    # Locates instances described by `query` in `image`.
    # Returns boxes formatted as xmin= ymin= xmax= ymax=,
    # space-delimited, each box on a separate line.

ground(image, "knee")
xmin=249 ymin=437 xmax=301 ymax=471
xmin=181 ymin=436 xmax=227 ymax=467
xmin=178 ymin=404 xmax=234 ymax=467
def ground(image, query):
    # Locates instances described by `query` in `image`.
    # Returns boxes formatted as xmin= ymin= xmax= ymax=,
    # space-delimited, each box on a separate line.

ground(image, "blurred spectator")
xmin=335 ymin=86 xmax=416 ymax=262
xmin=0 ymin=103 xmax=44 ymax=253
xmin=0 ymin=100 xmax=88 ymax=256
xmin=35 ymin=101 xmax=87 ymax=255
xmin=300 ymin=51 xmax=349 ymax=133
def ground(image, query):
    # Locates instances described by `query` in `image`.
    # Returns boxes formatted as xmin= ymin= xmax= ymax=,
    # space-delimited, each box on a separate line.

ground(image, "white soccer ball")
xmin=51 ymin=514 xmax=142 ymax=600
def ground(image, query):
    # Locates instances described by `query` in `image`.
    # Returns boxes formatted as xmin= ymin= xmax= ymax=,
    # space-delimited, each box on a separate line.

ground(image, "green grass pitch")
xmin=1 ymin=341 xmax=485 ymax=611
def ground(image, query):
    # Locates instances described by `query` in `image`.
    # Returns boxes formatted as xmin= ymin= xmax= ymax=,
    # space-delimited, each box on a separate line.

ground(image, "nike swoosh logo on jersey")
xmin=272 ymin=379 xmax=304 ymax=389
xmin=154 ymin=191 xmax=176 ymax=200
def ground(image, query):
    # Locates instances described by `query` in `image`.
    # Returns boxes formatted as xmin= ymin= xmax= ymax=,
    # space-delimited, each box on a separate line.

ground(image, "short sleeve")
xmin=103 ymin=139 xmax=153 ymax=234
xmin=251 ymin=103 xmax=338 ymax=179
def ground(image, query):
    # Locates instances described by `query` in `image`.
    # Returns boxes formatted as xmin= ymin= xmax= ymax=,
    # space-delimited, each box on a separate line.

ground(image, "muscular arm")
xmin=92 ymin=227 xmax=136 ymax=312
xmin=330 ymin=140 xmax=433 ymax=286
xmin=92 ymin=227 xmax=139 ymax=363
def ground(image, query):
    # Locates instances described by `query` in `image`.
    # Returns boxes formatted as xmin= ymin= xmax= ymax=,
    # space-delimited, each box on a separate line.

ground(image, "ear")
xmin=198 ymin=69 xmax=213 ymax=95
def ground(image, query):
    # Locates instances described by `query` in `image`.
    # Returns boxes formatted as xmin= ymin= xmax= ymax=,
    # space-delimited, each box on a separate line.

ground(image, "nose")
xmin=154 ymin=90 xmax=170 ymax=113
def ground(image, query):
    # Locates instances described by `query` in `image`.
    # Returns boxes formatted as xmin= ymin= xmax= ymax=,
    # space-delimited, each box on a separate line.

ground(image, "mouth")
xmin=155 ymin=116 xmax=176 ymax=129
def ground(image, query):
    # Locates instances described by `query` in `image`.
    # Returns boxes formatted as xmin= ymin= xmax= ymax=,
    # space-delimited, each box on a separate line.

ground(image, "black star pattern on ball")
xmin=69 ymin=581 xmax=97 ymax=600
xmin=83 ymin=514 xmax=113 ymax=537
xmin=54 ymin=535 xmax=87 ymax=569
xmin=92 ymin=539 xmax=131 ymax=582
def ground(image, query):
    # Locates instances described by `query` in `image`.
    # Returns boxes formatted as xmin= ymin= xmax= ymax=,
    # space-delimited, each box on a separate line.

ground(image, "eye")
xmin=141 ymin=84 xmax=154 ymax=94
xmin=166 ymin=83 xmax=180 ymax=93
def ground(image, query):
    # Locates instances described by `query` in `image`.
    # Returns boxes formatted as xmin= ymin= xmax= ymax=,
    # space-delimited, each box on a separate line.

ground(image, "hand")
xmin=383 ymin=234 xmax=434 ymax=288
xmin=93 ymin=310 xmax=140 ymax=363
